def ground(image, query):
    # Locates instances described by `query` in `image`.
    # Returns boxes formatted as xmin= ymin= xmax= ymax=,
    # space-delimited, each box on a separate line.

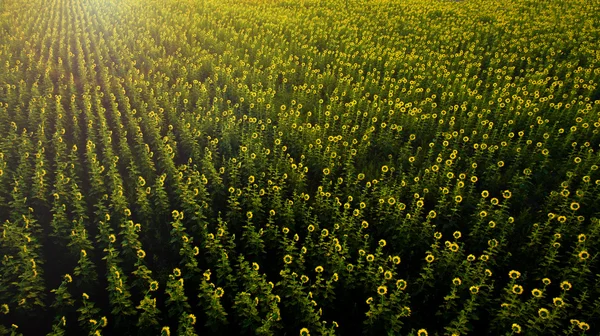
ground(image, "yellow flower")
xmin=578 ymin=250 xmax=590 ymax=261
xmin=553 ymin=297 xmax=564 ymax=307
xmin=283 ymin=255 xmax=293 ymax=264
xmin=452 ymin=278 xmax=462 ymax=286
xmin=560 ymin=281 xmax=572 ymax=291
xmin=379 ymin=239 xmax=386 ymax=247
xmin=538 ymin=308 xmax=550 ymax=319
xmin=300 ymin=275 xmax=309 ymax=284
xmin=570 ymin=202 xmax=580 ymax=211
xmin=511 ymin=323 xmax=522 ymax=334
xmin=377 ymin=285 xmax=388 ymax=295
xmin=366 ymin=297 xmax=373 ymax=305
xmin=392 ymin=256 xmax=401 ymax=264
xmin=425 ymin=254 xmax=435 ymax=263
xmin=470 ymin=286 xmax=479 ymax=294
xmin=173 ymin=268 xmax=181 ymax=277
xmin=512 ymin=285 xmax=523 ymax=295
xmin=384 ymin=271 xmax=392 ymax=280
xmin=453 ymin=231 xmax=461 ymax=239
xmin=64 ymin=274 xmax=73 ymax=283
xmin=252 ymin=262 xmax=260 ymax=271
xmin=300 ymin=327 xmax=310 ymax=336
xmin=396 ymin=279 xmax=407 ymax=290
xmin=531 ymin=288 xmax=543 ymax=298
xmin=149 ymin=281 xmax=159 ymax=292
xmin=215 ymin=287 xmax=224 ymax=298
xmin=366 ymin=254 xmax=375 ymax=262
xmin=161 ymin=326 xmax=171 ymax=336
xmin=417 ymin=329 xmax=428 ymax=336
xmin=246 ymin=211 xmax=253 ymax=219
xmin=542 ymin=278 xmax=551 ymax=285
xmin=137 ymin=249 xmax=146 ymax=259
xmin=578 ymin=234 xmax=586 ymax=243
xmin=315 ymin=266 xmax=324 ymax=273
xmin=321 ymin=229 xmax=329 ymax=237
xmin=578 ymin=322 xmax=590 ymax=331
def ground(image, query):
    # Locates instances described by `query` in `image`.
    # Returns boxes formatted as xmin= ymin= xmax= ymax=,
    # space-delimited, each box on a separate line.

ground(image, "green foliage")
xmin=0 ymin=0 xmax=599 ymax=335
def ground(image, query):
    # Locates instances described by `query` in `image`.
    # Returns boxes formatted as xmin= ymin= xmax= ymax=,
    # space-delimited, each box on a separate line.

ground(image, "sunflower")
xmin=578 ymin=250 xmax=590 ymax=261
xmin=578 ymin=322 xmax=590 ymax=331
xmin=149 ymin=281 xmax=159 ymax=292
xmin=560 ymin=281 xmax=572 ymax=291
xmin=511 ymin=323 xmax=521 ymax=334
xmin=377 ymin=285 xmax=388 ymax=295
xmin=553 ymin=297 xmax=564 ymax=307
xmin=512 ymin=285 xmax=524 ymax=295
xmin=538 ymin=308 xmax=550 ymax=319
xmin=300 ymin=327 xmax=310 ymax=336
xmin=531 ymin=288 xmax=543 ymax=298
xmin=425 ymin=254 xmax=435 ymax=263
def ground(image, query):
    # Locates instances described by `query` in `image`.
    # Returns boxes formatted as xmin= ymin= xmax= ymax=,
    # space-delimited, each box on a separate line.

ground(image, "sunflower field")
xmin=0 ymin=0 xmax=599 ymax=335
